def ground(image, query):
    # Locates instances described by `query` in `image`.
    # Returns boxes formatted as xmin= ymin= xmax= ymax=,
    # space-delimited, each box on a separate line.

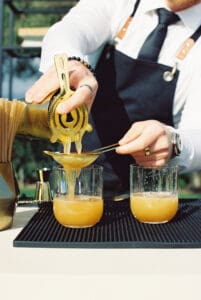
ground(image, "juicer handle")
xmin=54 ymin=54 xmax=70 ymax=94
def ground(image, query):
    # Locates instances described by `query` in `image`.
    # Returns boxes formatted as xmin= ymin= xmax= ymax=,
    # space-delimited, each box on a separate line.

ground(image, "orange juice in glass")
xmin=130 ymin=165 xmax=178 ymax=224
xmin=52 ymin=166 xmax=103 ymax=228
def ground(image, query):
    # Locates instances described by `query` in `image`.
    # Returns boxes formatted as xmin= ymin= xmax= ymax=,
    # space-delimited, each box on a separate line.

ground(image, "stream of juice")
xmin=62 ymin=137 xmax=82 ymax=197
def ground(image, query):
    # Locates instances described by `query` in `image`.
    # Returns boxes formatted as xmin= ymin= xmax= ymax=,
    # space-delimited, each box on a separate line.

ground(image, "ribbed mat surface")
xmin=13 ymin=199 xmax=201 ymax=248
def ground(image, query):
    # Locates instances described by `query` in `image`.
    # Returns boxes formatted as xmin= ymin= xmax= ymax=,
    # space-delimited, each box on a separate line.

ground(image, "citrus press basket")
xmin=48 ymin=54 xmax=92 ymax=152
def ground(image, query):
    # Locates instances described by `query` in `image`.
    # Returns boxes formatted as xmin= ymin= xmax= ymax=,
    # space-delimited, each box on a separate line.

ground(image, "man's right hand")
xmin=25 ymin=59 xmax=98 ymax=114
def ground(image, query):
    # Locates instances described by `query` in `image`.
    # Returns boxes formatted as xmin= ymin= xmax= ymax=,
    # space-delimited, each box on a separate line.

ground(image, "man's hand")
xmin=116 ymin=120 xmax=173 ymax=168
xmin=25 ymin=59 xmax=98 ymax=114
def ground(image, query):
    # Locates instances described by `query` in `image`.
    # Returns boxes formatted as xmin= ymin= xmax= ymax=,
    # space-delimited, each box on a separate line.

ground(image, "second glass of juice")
xmin=52 ymin=165 xmax=103 ymax=228
xmin=130 ymin=165 xmax=178 ymax=224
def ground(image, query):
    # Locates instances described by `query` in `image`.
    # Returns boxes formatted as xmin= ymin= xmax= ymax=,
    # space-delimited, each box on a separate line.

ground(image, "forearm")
xmin=39 ymin=0 xmax=121 ymax=73
xmin=173 ymin=71 xmax=201 ymax=173
xmin=173 ymin=129 xmax=201 ymax=174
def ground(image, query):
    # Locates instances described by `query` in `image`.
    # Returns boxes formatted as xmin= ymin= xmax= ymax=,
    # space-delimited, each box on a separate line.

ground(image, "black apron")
xmin=82 ymin=1 xmax=201 ymax=199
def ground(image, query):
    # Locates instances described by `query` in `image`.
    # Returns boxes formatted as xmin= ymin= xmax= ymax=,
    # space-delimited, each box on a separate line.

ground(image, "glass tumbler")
xmin=130 ymin=165 xmax=178 ymax=224
xmin=52 ymin=165 xmax=103 ymax=228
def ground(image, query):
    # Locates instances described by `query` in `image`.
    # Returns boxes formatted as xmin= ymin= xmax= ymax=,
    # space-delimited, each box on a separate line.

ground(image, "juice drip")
xmin=75 ymin=132 xmax=83 ymax=154
xmin=62 ymin=132 xmax=82 ymax=155
xmin=65 ymin=169 xmax=80 ymax=198
xmin=63 ymin=137 xmax=71 ymax=155
xmin=61 ymin=137 xmax=82 ymax=198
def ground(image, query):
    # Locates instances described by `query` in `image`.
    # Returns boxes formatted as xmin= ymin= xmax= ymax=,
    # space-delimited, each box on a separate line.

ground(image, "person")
xmin=25 ymin=0 xmax=201 ymax=199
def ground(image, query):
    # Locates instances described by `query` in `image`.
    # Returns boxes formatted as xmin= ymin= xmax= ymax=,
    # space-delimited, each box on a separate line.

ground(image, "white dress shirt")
xmin=40 ymin=0 xmax=201 ymax=174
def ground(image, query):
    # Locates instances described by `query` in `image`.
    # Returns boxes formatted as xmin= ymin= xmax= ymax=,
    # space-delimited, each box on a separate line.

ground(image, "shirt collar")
xmin=139 ymin=0 xmax=201 ymax=31
xmin=176 ymin=4 xmax=201 ymax=31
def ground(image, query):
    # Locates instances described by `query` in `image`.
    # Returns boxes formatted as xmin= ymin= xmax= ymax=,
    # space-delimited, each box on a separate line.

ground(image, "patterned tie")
xmin=138 ymin=8 xmax=179 ymax=62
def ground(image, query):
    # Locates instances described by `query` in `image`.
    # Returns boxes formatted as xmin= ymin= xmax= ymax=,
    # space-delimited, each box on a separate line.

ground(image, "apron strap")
xmin=131 ymin=0 xmax=141 ymax=17
xmin=191 ymin=24 xmax=201 ymax=41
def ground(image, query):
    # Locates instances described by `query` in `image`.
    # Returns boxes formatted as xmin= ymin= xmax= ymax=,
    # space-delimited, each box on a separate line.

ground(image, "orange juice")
xmin=130 ymin=192 xmax=178 ymax=223
xmin=53 ymin=195 xmax=103 ymax=228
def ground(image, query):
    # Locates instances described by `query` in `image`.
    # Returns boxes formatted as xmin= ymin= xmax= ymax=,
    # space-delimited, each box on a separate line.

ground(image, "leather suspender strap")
xmin=116 ymin=17 xmax=133 ymax=40
xmin=116 ymin=0 xmax=140 ymax=40
xmin=176 ymin=25 xmax=201 ymax=60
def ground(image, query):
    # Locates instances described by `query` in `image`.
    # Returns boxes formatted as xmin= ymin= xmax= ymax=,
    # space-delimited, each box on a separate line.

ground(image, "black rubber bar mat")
xmin=13 ymin=199 xmax=201 ymax=248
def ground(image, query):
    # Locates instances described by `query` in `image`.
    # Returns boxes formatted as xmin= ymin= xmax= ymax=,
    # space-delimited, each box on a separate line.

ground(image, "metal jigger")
xmin=34 ymin=168 xmax=52 ymax=203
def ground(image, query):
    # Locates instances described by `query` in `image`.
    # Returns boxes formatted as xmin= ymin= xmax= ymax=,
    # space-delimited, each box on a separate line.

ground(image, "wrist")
xmin=167 ymin=127 xmax=182 ymax=158
xmin=68 ymin=56 xmax=95 ymax=76
xmin=171 ymin=131 xmax=182 ymax=158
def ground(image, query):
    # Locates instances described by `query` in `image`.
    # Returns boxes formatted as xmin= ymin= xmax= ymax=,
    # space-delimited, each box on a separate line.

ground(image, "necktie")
xmin=138 ymin=8 xmax=179 ymax=62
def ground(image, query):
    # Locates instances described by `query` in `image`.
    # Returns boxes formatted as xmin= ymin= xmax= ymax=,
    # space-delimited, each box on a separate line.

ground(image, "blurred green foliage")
xmin=3 ymin=1 xmax=70 ymax=76
xmin=3 ymin=1 xmax=70 ymax=45
xmin=13 ymin=136 xmax=58 ymax=184
xmin=2 ymin=1 xmax=76 ymax=185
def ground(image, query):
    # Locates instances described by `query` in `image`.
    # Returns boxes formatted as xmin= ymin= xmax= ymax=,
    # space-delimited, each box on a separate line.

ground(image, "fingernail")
xmin=25 ymin=94 xmax=33 ymax=103
xmin=118 ymin=138 xmax=124 ymax=145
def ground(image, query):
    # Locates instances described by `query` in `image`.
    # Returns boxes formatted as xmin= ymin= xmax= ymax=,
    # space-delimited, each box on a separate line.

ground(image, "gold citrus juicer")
xmin=48 ymin=53 xmax=92 ymax=150
xmin=44 ymin=53 xmax=118 ymax=169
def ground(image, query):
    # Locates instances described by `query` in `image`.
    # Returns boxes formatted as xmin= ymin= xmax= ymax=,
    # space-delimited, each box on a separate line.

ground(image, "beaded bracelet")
xmin=68 ymin=56 xmax=95 ymax=76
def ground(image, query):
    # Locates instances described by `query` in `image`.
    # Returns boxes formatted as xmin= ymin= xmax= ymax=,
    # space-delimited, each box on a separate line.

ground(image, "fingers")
xmin=56 ymin=82 xmax=97 ymax=114
xmin=118 ymin=120 xmax=166 ymax=153
xmin=134 ymin=147 xmax=170 ymax=168
xmin=116 ymin=120 xmax=173 ymax=168
xmin=56 ymin=61 xmax=98 ymax=113
xmin=26 ymin=65 xmax=59 ymax=104
xmin=25 ymin=59 xmax=98 ymax=114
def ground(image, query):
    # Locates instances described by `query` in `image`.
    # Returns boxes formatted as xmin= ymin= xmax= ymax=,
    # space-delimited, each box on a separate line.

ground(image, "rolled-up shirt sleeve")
xmin=39 ymin=0 xmax=129 ymax=72
xmin=174 ymin=68 xmax=201 ymax=173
